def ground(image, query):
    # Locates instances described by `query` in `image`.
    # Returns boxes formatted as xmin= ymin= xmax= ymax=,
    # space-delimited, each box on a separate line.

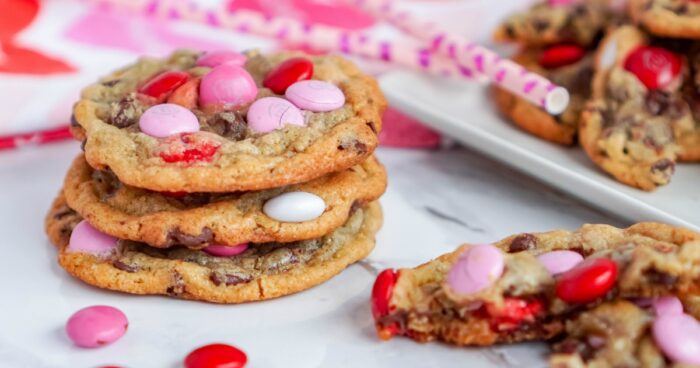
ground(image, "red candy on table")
xmin=158 ymin=133 xmax=220 ymax=164
xmin=624 ymin=46 xmax=683 ymax=90
xmin=184 ymin=343 xmax=247 ymax=368
xmin=138 ymin=70 xmax=190 ymax=99
xmin=538 ymin=44 xmax=586 ymax=69
xmin=555 ymin=258 xmax=618 ymax=304
xmin=263 ymin=57 xmax=314 ymax=94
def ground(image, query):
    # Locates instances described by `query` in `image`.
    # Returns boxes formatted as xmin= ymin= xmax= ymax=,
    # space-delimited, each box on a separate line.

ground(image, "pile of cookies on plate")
xmin=493 ymin=0 xmax=700 ymax=191
xmin=44 ymin=49 xmax=387 ymax=303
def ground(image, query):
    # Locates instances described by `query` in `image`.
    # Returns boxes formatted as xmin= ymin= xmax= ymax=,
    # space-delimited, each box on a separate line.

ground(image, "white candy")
xmin=263 ymin=192 xmax=326 ymax=222
xmin=598 ymin=39 xmax=618 ymax=70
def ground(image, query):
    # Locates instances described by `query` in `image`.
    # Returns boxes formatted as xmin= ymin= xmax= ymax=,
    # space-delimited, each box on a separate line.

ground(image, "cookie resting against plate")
xmin=370 ymin=222 xmax=700 ymax=365
xmin=72 ymin=49 xmax=386 ymax=193
xmin=580 ymin=26 xmax=700 ymax=191
xmin=45 ymin=193 xmax=382 ymax=304
xmin=62 ymin=154 xmax=386 ymax=248
xmin=629 ymin=0 xmax=700 ymax=40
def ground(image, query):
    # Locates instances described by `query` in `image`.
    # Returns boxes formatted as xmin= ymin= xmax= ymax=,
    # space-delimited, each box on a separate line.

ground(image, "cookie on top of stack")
xmin=46 ymin=49 xmax=387 ymax=303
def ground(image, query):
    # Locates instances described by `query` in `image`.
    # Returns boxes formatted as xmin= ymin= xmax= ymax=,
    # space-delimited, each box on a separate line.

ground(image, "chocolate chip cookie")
xmin=629 ymin=0 xmax=700 ymax=40
xmin=73 ymin=49 xmax=386 ymax=193
xmin=62 ymin=154 xmax=386 ymax=248
xmin=46 ymin=193 xmax=382 ymax=304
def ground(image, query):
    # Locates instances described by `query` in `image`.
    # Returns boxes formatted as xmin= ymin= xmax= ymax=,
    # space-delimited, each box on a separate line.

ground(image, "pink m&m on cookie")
xmin=203 ymin=243 xmax=249 ymax=257
xmin=66 ymin=305 xmax=128 ymax=348
xmin=653 ymin=313 xmax=700 ymax=365
xmin=536 ymin=250 xmax=583 ymax=275
xmin=196 ymin=50 xmax=247 ymax=68
xmin=68 ymin=220 xmax=118 ymax=256
xmin=285 ymin=80 xmax=345 ymax=112
xmin=653 ymin=296 xmax=684 ymax=316
xmin=246 ymin=97 xmax=305 ymax=133
xmin=139 ymin=103 xmax=200 ymax=138
xmin=447 ymin=244 xmax=504 ymax=295
xmin=199 ymin=64 xmax=258 ymax=108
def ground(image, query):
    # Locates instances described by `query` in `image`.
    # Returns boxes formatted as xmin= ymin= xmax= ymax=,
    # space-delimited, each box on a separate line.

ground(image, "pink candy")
xmin=138 ymin=103 xmax=200 ymax=138
xmin=246 ymin=97 xmax=305 ymax=133
xmin=196 ymin=50 xmax=247 ymax=68
xmin=203 ymin=243 xmax=249 ymax=257
xmin=653 ymin=296 xmax=684 ymax=316
xmin=653 ymin=313 xmax=700 ymax=365
xmin=536 ymin=250 xmax=583 ymax=275
xmin=285 ymin=80 xmax=345 ymax=112
xmin=199 ymin=64 xmax=258 ymax=108
xmin=66 ymin=306 xmax=128 ymax=348
xmin=68 ymin=220 xmax=118 ymax=256
xmin=447 ymin=244 xmax=504 ymax=295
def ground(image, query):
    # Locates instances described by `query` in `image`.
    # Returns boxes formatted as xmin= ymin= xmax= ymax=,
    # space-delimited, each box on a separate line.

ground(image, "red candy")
xmin=371 ymin=269 xmax=398 ymax=320
xmin=158 ymin=133 xmax=220 ymax=164
xmin=263 ymin=57 xmax=314 ymax=94
xmin=184 ymin=343 xmax=247 ymax=368
xmin=624 ymin=46 xmax=683 ymax=90
xmin=139 ymin=70 xmax=189 ymax=100
xmin=538 ymin=44 xmax=586 ymax=69
xmin=556 ymin=258 xmax=618 ymax=304
xmin=485 ymin=298 xmax=543 ymax=330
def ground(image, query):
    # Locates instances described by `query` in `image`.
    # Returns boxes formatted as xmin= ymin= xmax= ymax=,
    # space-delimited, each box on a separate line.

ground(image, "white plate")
xmin=380 ymin=72 xmax=700 ymax=231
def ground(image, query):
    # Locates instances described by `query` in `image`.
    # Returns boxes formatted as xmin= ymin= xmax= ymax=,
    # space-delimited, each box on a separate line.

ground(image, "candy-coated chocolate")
xmin=158 ymin=133 xmax=220 ymax=164
xmin=203 ymin=243 xmax=249 ymax=257
xmin=485 ymin=298 xmax=543 ymax=329
xmin=653 ymin=296 xmax=684 ymax=316
xmin=65 ymin=306 xmax=128 ymax=348
xmin=139 ymin=103 xmax=200 ymax=138
xmin=538 ymin=44 xmax=586 ymax=69
xmin=68 ymin=220 xmax=118 ymax=256
xmin=196 ymin=50 xmax=247 ymax=68
xmin=199 ymin=64 xmax=257 ymax=108
xmin=447 ymin=244 xmax=504 ymax=295
xmin=624 ymin=46 xmax=683 ymax=90
xmin=167 ymin=77 xmax=201 ymax=110
xmin=372 ymin=269 xmax=398 ymax=320
xmin=598 ymin=39 xmax=618 ymax=70
xmin=184 ymin=343 xmax=248 ymax=368
xmin=138 ymin=70 xmax=189 ymax=99
xmin=536 ymin=250 xmax=583 ymax=275
xmin=262 ymin=191 xmax=326 ymax=222
xmin=246 ymin=97 xmax=305 ymax=133
xmin=555 ymin=258 xmax=617 ymax=304
xmin=653 ymin=313 xmax=700 ymax=365
xmin=263 ymin=57 xmax=314 ymax=94
xmin=285 ymin=80 xmax=345 ymax=112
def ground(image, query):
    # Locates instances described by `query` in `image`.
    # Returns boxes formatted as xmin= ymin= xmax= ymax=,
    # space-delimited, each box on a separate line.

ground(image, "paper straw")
xmin=343 ymin=0 xmax=569 ymax=114
xmin=0 ymin=126 xmax=72 ymax=151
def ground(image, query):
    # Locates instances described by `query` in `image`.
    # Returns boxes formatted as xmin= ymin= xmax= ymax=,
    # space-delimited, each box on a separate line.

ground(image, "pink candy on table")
xmin=138 ymin=103 xmax=200 ymax=138
xmin=66 ymin=305 xmax=128 ymax=348
xmin=196 ymin=50 xmax=247 ymax=68
xmin=199 ymin=64 xmax=258 ymax=108
xmin=285 ymin=80 xmax=345 ymax=112
xmin=653 ymin=313 xmax=700 ymax=365
xmin=68 ymin=220 xmax=118 ymax=256
xmin=653 ymin=296 xmax=684 ymax=316
xmin=447 ymin=244 xmax=505 ymax=295
xmin=203 ymin=243 xmax=249 ymax=257
xmin=246 ymin=97 xmax=305 ymax=133
xmin=536 ymin=250 xmax=583 ymax=275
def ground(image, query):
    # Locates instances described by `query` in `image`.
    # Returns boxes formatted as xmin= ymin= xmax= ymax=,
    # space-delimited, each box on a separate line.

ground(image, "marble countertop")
xmin=0 ymin=141 xmax=624 ymax=367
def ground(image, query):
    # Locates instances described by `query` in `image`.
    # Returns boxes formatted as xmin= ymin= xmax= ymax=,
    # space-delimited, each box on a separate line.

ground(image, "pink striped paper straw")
xmin=344 ymin=0 xmax=570 ymax=115
xmin=0 ymin=126 xmax=72 ymax=151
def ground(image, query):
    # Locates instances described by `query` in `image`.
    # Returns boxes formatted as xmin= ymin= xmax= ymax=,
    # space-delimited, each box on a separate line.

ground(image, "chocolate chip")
xmin=644 ymin=269 xmax=677 ymax=286
xmin=112 ymin=260 xmax=139 ymax=273
xmin=166 ymin=272 xmax=186 ymax=296
xmin=349 ymin=200 xmax=362 ymax=216
xmin=509 ymin=234 xmax=537 ymax=253
xmin=651 ymin=159 xmax=675 ymax=176
xmin=165 ymin=227 xmax=214 ymax=247
xmin=92 ymin=169 xmax=121 ymax=197
xmin=645 ymin=90 xmax=688 ymax=119
xmin=209 ymin=273 xmax=253 ymax=286
xmin=70 ymin=114 xmax=79 ymax=127
xmin=532 ymin=19 xmax=549 ymax=32
xmin=366 ymin=121 xmax=377 ymax=134
xmin=108 ymin=96 xmax=146 ymax=128
xmin=205 ymin=111 xmax=247 ymax=140
xmin=504 ymin=25 xmax=515 ymax=38
xmin=102 ymin=79 xmax=121 ymax=87
xmin=338 ymin=139 xmax=367 ymax=154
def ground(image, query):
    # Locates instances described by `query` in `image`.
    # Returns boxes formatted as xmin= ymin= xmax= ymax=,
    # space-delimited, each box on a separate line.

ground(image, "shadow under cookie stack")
xmin=45 ymin=49 xmax=387 ymax=303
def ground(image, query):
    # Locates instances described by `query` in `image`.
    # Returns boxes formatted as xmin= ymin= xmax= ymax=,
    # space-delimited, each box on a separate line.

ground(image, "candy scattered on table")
xmin=447 ymin=244 xmax=504 ymax=295
xmin=184 ymin=343 xmax=248 ymax=368
xmin=138 ymin=70 xmax=189 ymax=99
xmin=262 ymin=191 xmax=326 ymax=222
xmin=624 ymin=46 xmax=682 ymax=90
xmin=246 ymin=97 xmax=305 ymax=133
xmin=139 ymin=103 xmax=200 ymax=138
xmin=196 ymin=50 xmax=247 ymax=68
xmin=263 ymin=57 xmax=314 ymax=94
xmin=65 ymin=306 xmax=128 ymax=348
xmin=68 ymin=220 xmax=118 ymax=256
xmin=285 ymin=80 xmax=345 ymax=112
xmin=203 ymin=243 xmax=249 ymax=257
xmin=653 ymin=313 xmax=700 ymax=364
xmin=199 ymin=64 xmax=258 ymax=108
xmin=536 ymin=250 xmax=583 ymax=275
xmin=555 ymin=258 xmax=617 ymax=304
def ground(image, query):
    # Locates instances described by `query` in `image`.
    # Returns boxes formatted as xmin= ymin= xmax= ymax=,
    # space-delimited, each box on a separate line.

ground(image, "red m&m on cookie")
xmin=139 ymin=70 xmax=189 ymax=100
xmin=538 ymin=44 xmax=586 ymax=69
xmin=184 ymin=343 xmax=248 ymax=368
xmin=624 ymin=46 xmax=683 ymax=90
xmin=371 ymin=268 xmax=400 ymax=340
xmin=555 ymin=258 xmax=617 ymax=304
xmin=263 ymin=57 xmax=314 ymax=94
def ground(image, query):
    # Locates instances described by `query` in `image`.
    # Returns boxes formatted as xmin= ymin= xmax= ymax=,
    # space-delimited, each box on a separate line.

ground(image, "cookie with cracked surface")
xmin=629 ymin=0 xmax=700 ymax=40
xmin=493 ymin=0 xmax=613 ymax=47
xmin=372 ymin=222 xmax=700 ymax=346
xmin=74 ymin=49 xmax=385 ymax=192
xmin=493 ymin=46 xmax=594 ymax=145
xmin=580 ymin=26 xmax=697 ymax=190
xmin=62 ymin=153 xmax=386 ymax=248
xmin=46 ymin=193 xmax=382 ymax=304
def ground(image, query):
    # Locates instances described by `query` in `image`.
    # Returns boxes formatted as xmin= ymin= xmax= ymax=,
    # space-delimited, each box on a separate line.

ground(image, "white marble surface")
xmin=0 ymin=140 xmax=624 ymax=368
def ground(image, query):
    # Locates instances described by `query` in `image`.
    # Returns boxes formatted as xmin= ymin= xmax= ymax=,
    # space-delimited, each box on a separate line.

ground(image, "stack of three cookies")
xmin=45 ymin=49 xmax=387 ymax=303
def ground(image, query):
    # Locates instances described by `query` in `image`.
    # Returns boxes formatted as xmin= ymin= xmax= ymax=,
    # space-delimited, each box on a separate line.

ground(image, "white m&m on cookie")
xmin=285 ymin=80 xmax=345 ymax=112
xmin=263 ymin=192 xmax=326 ymax=222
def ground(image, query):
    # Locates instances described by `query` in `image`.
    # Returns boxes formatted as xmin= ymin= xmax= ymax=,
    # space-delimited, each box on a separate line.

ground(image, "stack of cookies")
xmin=45 ymin=49 xmax=387 ymax=303
xmin=493 ymin=0 xmax=700 ymax=191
